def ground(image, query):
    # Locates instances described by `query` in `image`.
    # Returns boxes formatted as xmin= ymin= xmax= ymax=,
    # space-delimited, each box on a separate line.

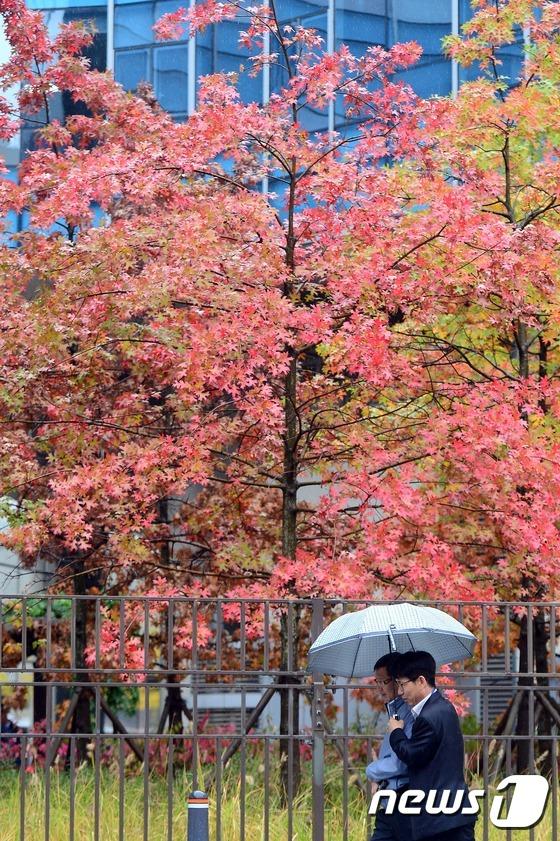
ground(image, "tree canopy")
xmin=0 ymin=0 xmax=559 ymax=608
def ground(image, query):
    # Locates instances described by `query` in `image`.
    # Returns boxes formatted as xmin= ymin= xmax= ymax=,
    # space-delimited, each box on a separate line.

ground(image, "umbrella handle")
xmin=388 ymin=625 xmax=397 ymax=652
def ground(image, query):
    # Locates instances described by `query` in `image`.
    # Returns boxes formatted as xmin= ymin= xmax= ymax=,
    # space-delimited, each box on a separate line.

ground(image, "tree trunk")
xmin=167 ymin=683 xmax=185 ymax=732
xmin=515 ymin=613 xmax=532 ymax=772
xmin=513 ymin=333 xmax=532 ymax=773
xmin=73 ymin=563 xmax=93 ymax=763
xmin=279 ymin=353 xmax=301 ymax=801
xmin=279 ymin=608 xmax=301 ymax=802
xmin=534 ymin=611 xmax=552 ymax=774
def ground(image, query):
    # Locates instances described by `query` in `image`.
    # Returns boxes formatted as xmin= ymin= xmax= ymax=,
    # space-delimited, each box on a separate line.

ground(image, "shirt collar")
xmin=386 ymin=695 xmax=405 ymax=715
xmin=411 ymin=687 xmax=437 ymax=718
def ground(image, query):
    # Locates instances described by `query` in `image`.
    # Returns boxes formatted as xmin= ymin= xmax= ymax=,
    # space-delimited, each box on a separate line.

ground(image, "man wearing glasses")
xmin=388 ymin=651 xmax=476 ymax=841
xmin=366 ymin=652 xmax=414 ymax=840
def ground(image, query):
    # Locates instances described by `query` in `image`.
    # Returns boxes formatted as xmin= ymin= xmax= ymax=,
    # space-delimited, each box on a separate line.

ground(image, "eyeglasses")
xmin=374 ymin=677 xmax=393 ymax=686
xmin=395 ymin=679 xmax=414 ymax=690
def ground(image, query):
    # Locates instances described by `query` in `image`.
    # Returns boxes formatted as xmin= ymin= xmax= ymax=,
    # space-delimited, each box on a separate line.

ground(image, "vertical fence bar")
xmin=366 ymin=736 xmax=373 ymax=839
xmin=192 ymin=599 xmax=199 ymax=790
xmin=167 ymin=733 xmax=174 ymax=841
xmin=527 ymin=604 xmax=535 ymax=774
xmin=504 ymin=605 xmax=511 ymax=673
xmin=342 ymin=684 xmax=349 ymax=841
xmin=551 ymin=605 xmax=558 ymax=841
xmin=263 ymin=602 xmax=270 ymax=671
xmin=46 ymin=596 xmax=52 ymax=670
xmin=167 ymin=597 xmax=175 ymax=841
xmin=118 ymin=598 xmax=126 ymax=841
xmin=216 ymin=734 xmax=222 ymax=841
xmin=69 ymin=736 xmax=76 ymax=841
xmin=19 ymin=733 xmax=26 ymax=841
xmin=240 ymin=601 xmax=247 ymax=841
xmin=240 ymin=602 xmax=246 ymax=672
xmin=20 ymin=601 xmax=28 ymax=841
xmin=71 ymin=596 xmax=76 ymax=672
xmin=216 ymin=600 xmax=223 ymax=673
xmin=527 ymin=603 xmax=536 ymax=841
xmin=263 ymin=735 xmax=270 ymax=841
xmin=94 ymin=599 xmax=101 ymax=841
xmin=481 ymin=604 xmax=489 ymax=841
xmin=311 ymin=599 xmax=324 ymax=841
xmin=119 ymin=599 xmax=126 ymax=671
xmin=549 ymin=604 xmax=556 ymax=682
xmin=144 ymin=599 xmax=150 ymax=841
xmin=44 ymin=598 xmax=52 ymax=841
xmin=505 ymin=736 xmax=512 ymax=841
xmin=21 ymin=599 xmax=27 ymax=671
xmin=240 ymin=684 xmax=246 ymax=841
xmin=287 ymin=681 xmax=294 ymax=841
xmin=94 ymin=685 xmax=101 ymax=841
xmin=118 ymin=733 xmax=125 ymax=841
xmin=166 ymin=599 xmax=175 ymax=841
xmin=552 ymin=733 xmax=558 ymax=841
xmin=287 ymin=601 xmax=294 ymax=841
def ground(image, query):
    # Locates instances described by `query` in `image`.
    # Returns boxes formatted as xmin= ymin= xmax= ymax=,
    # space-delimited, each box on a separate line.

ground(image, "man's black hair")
xmin=393 ymin=650 xmax=436 ymax=687
xmin=374 ymin=652 xmax=402 ymax=677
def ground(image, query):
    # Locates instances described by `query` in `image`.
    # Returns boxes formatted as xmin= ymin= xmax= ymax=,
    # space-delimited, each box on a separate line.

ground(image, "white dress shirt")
xmin=411 ymin=687 xmax=437 ymax=718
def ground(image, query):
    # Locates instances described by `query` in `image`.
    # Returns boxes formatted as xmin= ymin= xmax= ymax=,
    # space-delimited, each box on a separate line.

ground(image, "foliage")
xmin=0 ymin=1 xmax=558 ymax=691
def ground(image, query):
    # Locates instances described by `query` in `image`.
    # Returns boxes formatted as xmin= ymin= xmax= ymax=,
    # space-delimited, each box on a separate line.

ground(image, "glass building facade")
xmin=24 ymin=0 xmax=527 ymax=130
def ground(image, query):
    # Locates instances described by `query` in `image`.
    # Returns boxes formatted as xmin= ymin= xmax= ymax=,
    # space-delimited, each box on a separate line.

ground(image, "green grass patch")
xmin=0 ymin=764 xmax=554 ymax=840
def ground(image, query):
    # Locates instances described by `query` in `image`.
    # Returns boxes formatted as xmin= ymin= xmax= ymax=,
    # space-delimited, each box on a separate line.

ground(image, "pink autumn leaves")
xmin=2 ymin=0 xmax=560 ymax=615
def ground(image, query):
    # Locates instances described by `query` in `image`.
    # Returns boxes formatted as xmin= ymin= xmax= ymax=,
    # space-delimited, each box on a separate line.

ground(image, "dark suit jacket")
xmin=389 ymin=689 xmax=476 ymax=840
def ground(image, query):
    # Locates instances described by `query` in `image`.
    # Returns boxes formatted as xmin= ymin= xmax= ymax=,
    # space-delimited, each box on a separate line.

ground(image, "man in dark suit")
xmin=387 ymin=651 xmax=477 ymax=841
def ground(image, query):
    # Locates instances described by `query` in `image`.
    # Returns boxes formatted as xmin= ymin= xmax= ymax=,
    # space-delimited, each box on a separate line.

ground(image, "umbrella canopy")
xmin=307 ymin=603 xmax=476 ymax=678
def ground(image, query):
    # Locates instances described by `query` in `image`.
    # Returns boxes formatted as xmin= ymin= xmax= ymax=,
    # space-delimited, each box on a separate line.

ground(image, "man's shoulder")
xmin=420 ymin=690 xmax=459 ymax=721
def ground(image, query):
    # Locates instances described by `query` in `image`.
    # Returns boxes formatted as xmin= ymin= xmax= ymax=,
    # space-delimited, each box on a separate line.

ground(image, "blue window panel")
xmin=336 ymin=1 xmax=452 ymax=57
xmin=336 ymin=0 xmax=452 ymax=112
xmin=195 ymin=26 xmax=214 ymax=78
xmin=154 ymin=0 xmax=189 ymax=41
xmin=336 ymin=3 xmax=389 ymax=57
xmin=2 ymin=166 xmax=20 ymax=244
xmin=196 ymin=19 xmax=262 ymax=104
xmin=270 ymin=11 xmax=328 ymax=133
xmin=28 ymin=0 xmax=103 ymax=8
xmin=270 ymin=1 xmax=328 ymax=122
xmin=275 ymin=0 xmax=328 ymax=23
xmin=154 ymin=45 xmax=188 ymax=112
xmin=459 ymin=0 xmax=524 ymax=85
xmin=115 ymin=48 xmax=150 ymax=90
xmin=299 ymin=105 xmax=329 ymax=133
xmin=266 ymin=176 xmax=289 ymax=213
xmin=115 ymin=2 xmax=154 ymax=47
xmin=393 ymin=0 xmax=452 ymax=97
xmin=397 ymin=59 xmax=451 ymax=99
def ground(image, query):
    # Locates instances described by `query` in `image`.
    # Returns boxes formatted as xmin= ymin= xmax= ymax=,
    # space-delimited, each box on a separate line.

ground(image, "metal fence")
xmin=0 ymin=596 xmax=557 ymax=841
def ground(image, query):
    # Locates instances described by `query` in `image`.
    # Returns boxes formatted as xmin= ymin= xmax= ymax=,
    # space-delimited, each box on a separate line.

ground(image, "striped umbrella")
xmin=307 ymin=603 xmax=476 ymax=677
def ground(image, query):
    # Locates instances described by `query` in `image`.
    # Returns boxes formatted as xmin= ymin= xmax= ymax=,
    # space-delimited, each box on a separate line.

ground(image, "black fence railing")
xmin=0 ymin=596 xmax=556 ymax=841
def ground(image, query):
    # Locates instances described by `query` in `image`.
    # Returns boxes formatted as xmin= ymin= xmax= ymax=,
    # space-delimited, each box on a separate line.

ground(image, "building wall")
xmin=24 ymin=0 xmax=525 ymax=129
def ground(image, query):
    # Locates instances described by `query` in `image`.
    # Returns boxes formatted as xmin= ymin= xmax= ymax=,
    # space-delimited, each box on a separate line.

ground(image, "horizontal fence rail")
xmin=0 ymin=596 xmax=556 ymax=841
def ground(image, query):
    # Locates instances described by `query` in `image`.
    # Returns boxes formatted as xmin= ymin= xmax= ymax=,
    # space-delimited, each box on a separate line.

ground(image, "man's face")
xmin=374 ymin=667 xmax=397 ymax=703
xmin=396 ymin=674 xmax=429 ymax=706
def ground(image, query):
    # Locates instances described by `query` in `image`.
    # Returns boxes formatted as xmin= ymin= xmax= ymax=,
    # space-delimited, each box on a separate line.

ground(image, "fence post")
xmin=311 ymin=598 xmax=325 ymax=841
xmin=187 ymin=790 xmax=209 ymax=841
